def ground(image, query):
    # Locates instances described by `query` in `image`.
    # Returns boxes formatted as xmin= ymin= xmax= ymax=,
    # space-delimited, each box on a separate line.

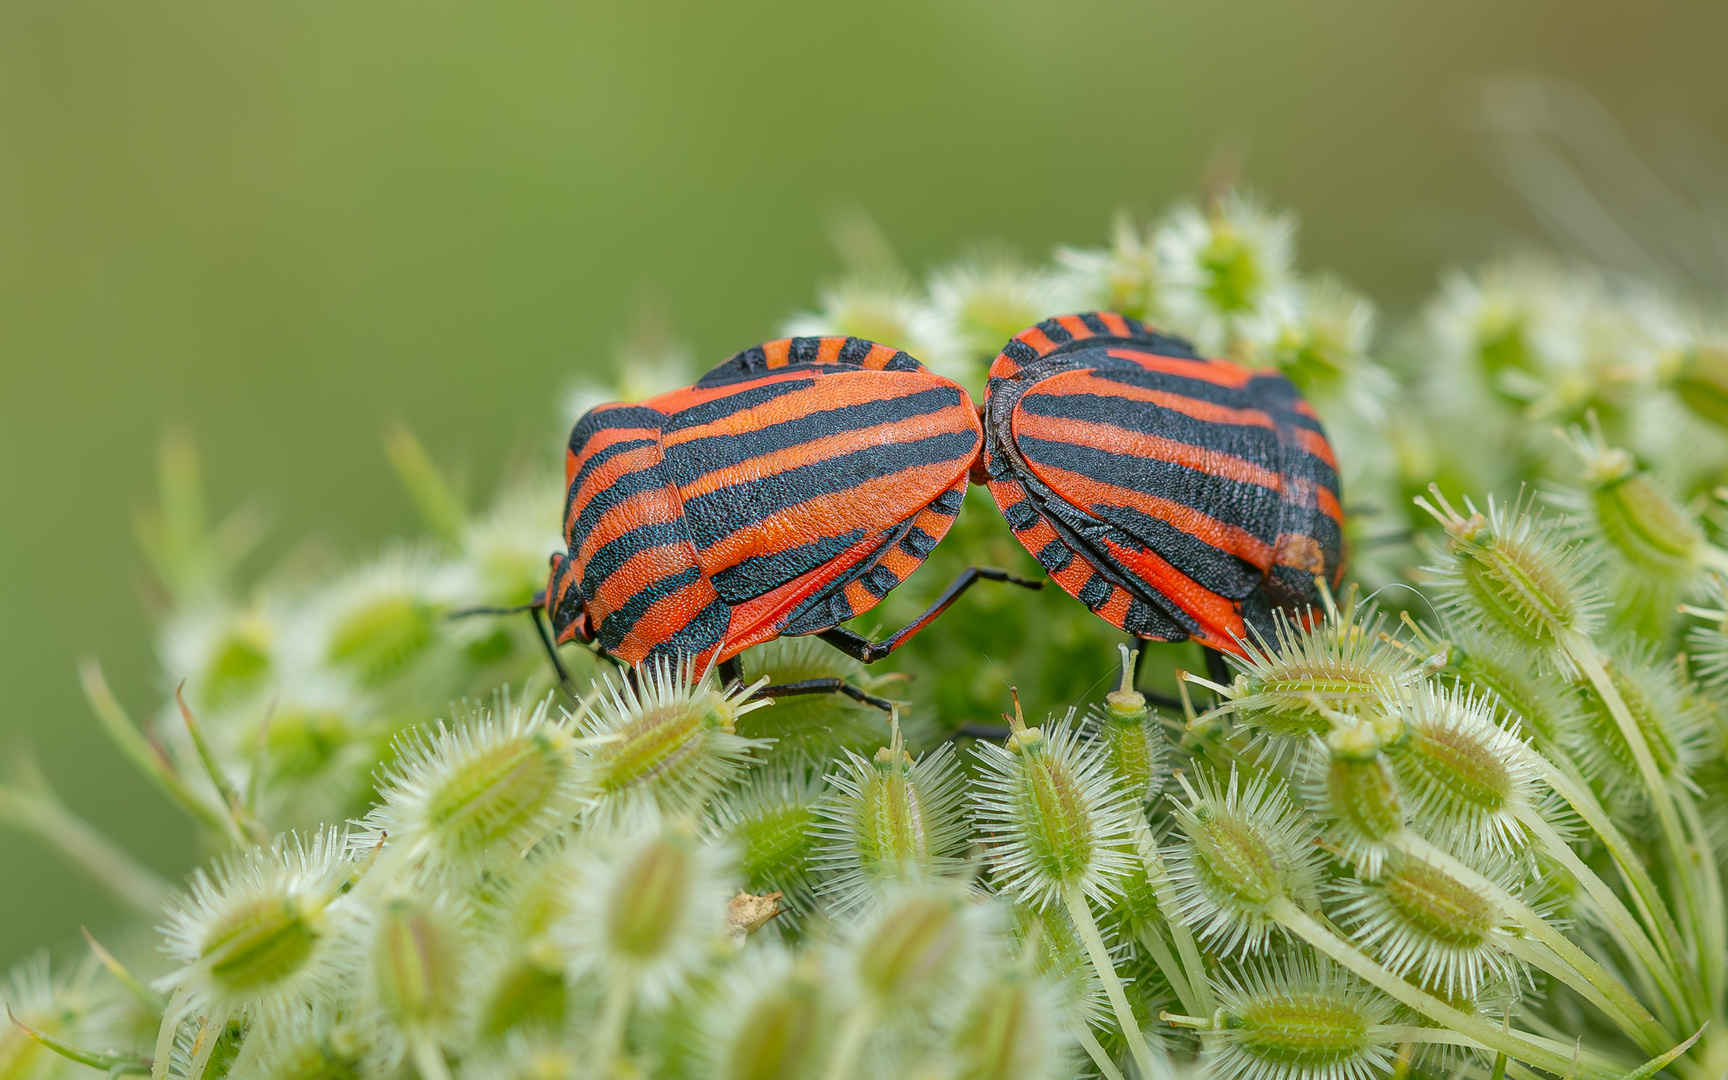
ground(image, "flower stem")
xmin=822 ymin=1004 xmax=873 ymax=1080
xmin=1073 ymin=1025 xmax=1127 ymax=1080
xmin=594 ymin=974 xmax=633 ymax=1079
xmin=1064 ymin=887 xmax=1156 ymax=1080
xmin=410 ymin=1038 xmax=454 ymax=1080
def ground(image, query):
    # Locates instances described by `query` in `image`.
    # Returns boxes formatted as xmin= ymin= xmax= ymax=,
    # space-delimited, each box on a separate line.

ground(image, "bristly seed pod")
xmin=1085 ymin=644 xmax=1168 ymax=805
xmin=364 ymin=893 xmax=472 ymax=1054
xmin=1207 ymin=953 xmax=1397 ymax=1080
xmin=1386 ymin=685 xmax=1537 ymax=859
xmin=693 ymin=945 xmax=829 ymax=1080
xmin=157 ymin=827 xmax=357 ymax=1021
xmin=1166 ymin=768 xmax=1320 ymax=957
xmin=357 ymin=696 xmax=581 ymax=879
xmin=945 ymin=961 xmax=1072 ymax=1080
xmin=572 ymin=655 xmax=772 ymax=820
xmin=1331 ymin=852 xmax=1525 ymax=1000
xmin=971 ymin=698 xmax=1140 ymax=910
xmin=561 ymin=813 xmax=733 ymax=1006
xmin=1308 ymin=711 xmax=1405 ymax=879
xmin=1219 ymin=598 xmax=1427 ymax=746
xmin=1416 ymin=487 xmax=1604 ymax=669
xmin=813 ymin=714 xmax=969 ymax=917
xmin=707 ymin=759 xmax=827 ymax=918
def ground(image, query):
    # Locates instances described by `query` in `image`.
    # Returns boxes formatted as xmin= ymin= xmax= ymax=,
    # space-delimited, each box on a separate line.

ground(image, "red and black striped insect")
xmin=981 ymin=312 xmax=1345 ymax=655
xmin=543 ymin=335 xmax=1040 ymax=706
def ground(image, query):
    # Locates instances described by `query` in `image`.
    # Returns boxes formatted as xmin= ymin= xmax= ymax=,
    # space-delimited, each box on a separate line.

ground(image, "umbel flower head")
xmin=157 ymin=826 xmax=357 ymax=1020
xmin=1156 ymin=187 xmax=1297 ymax=353
xmin=358 ymin=695 xmax=582 ymax=880
xmin=1206 ymin=953 xmax=1397 ymax=1080
xmin=572 ymin=654 xmax=772 ymax=820
xmin=1166 ymin=767 xmax=1321 ymax=957
xmin=812 ymin=715 xmax=969 ymax=917
xmin=971 ymin=696 xmax=1141 ymax=910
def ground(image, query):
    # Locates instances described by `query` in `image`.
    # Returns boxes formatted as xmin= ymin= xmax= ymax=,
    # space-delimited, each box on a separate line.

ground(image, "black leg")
xmin=749 ymin=678 xmax=896 ymax=713
xmin=717 ymin=655 xmax=895 ymax=713
xmin=817 ymin=566 xmax=1043 ymax=663
xmin=718 ymin=657 xmax=744 ymax=688
xmin=528 ymin=607 xmax=575 ymax=693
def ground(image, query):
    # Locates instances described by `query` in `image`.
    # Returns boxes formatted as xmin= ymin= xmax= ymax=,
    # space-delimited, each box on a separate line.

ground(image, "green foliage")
xmin=6 ymin=187 xmax=1728 ymax=1080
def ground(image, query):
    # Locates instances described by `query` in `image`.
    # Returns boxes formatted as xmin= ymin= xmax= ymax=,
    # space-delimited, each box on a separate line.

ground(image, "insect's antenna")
xmin=448 ymin=601 xmax=540 ymax=617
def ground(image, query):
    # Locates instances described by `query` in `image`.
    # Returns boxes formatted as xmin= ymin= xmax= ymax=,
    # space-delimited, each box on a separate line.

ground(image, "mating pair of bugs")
xmin=532 ymin=311 xmax=1344 ymax=708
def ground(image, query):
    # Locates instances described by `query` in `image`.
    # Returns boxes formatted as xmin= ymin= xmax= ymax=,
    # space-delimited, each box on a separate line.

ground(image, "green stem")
xmin=1131 ymin=821 xmax=1213 ymax=1015
xmin=150 ymin=988 xmax=188 ymax=1080
xmin=822 ymin=1004 xmax=873 ymax=1080
xmin=594 ymin=974 xmax=633 ymax=1079
xmin=1064 ymin=887 xmax=1156 ymax=1080
xmin=1072 ymin=1025 xmax=1127 ymax=1080
xmin=1272 ymin=898 xmax=1603 ymax=1078
xmin=81 ymin=659 xmax=236 ymax=842
xmin=1514 ymin=800 xmax=1690 ymax=1023
xmin=410 ymin=1038 xmax=454 ymax=1080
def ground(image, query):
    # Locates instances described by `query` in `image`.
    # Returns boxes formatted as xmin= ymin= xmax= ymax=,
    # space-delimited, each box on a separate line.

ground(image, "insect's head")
xmin=545 ymin=550 xmax=591 ymax=646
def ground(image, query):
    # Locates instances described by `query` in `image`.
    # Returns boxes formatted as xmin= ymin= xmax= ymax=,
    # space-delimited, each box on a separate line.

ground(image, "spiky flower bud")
xmin=1309 ymin=712 xmax=1405 ymax=878
xmin=1445 ymin=626 xmax=1582 ymax=747
xmin=813 ymin=722 xmax=968 ymax=917
xmin=458 ymin=1031 xmax=580 ymax=1080
xmin=573 ymin=656 xmax=771 ymax=819
xmin=359 ymin=698 xmax=581 ymax=880
xmin=1387 ymin=685 xmax=1537 ymax=858
xmin=158 ymin=827 xmax=356 ymax=1020
xmin=945 ymin=962 xmax=1072 ymax=1080
xmin=226 ymin=1004 xmax=369 ymax=1080
xmin=1572 ymin=640 xmax=1710 ymax=816
xmin=562 ymin=815 xmax=732 ymax=1005
xmin=708 ymin=760 xmax=826 ymax=917
xmin=1218 ymin=603 xmax=1426 ymax=748
xmin=1207 ymin=955 xmax=1396 ymax=1080
xmin=841 ymin=884 xmax=989 ymax=1018
xmin=365 ymin=893 xmax=473 ymax=1051
xmin=305 ymin=551 xmax=453 ymax=687
xmin=971 ymin=701 xmax=1140 ymax=910
xmin=693 ymin=945 xmax=829 ymax=1080
xmin=1332 ymin=853 xmax=1524 ymax=999
xmin=1086 ymin=645 xmax=1167 ymax=804
xmin=1157 ymin=189 xmax=1297 ymax=353
xmin=1167 ymin=769 xmax=1320 ymax=957
xmin=1417 ymin=488 xmax=1603 ymax=665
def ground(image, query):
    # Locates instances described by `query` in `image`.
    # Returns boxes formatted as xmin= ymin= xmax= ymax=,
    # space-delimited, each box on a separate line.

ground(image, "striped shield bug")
xmin=980 ymin=312 xmax=1345 ymax=656
xmin=544 ymin=335 xmax=1040 ymax=706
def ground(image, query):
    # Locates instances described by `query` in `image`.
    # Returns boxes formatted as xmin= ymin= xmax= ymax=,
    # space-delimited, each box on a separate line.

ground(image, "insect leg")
xmin=1203 ymin=646 xmax=1233 ymax=688
xmin=527 ymin=606 xmax=576 ymax=693
xmin=748 ymin=678 xmax=896 ymax=713
xmin=816 ymin=566 xmax=1043 ymax=664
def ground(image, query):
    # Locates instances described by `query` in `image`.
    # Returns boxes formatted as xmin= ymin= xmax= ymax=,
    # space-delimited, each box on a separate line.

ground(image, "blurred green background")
xmin=3 ymin=0 xmax=1725 ymax=967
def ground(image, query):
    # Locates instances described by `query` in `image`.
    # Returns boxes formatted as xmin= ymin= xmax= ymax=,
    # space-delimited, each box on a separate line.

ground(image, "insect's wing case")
xmin=558 ymin=336 xmax=983 ymax=666
xmin=982 ymin=313 xmax=1344 ymax=652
